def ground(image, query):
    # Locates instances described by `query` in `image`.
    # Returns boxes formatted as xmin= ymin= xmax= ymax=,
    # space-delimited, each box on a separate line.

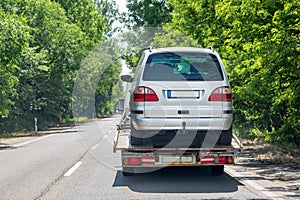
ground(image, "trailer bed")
xmin=113 ymin=126 xmax=242 ymax=153
xmin=114 ymin=124 xmax=243 ymax=176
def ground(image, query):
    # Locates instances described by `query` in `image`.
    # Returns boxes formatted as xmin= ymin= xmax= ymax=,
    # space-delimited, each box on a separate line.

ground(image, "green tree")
xmin=0 ymin=0 xmax=110 ymax=133
xmin=124 ymin=0 xmax=173 ymax=28
xmin=168 ymin=0 xmax=300 ymax=146
xmin=54 ymin=0 xmax=107 ymax=48
xmin=95 ymin=0 xmax=119 ymax=36
xmin=151 ymin=26 xmax=199 ymax=48
xmin=0 ymin=0 xmax=87 ymax=131
xmin=0 ymin=9 xmax=31 ymax=118
xmin=169 ymin=0 xmax=222 ymax=47
xmin=120 ymin=1 xmax=174 ymax=69
xmin=72 ymin=40 xmax=123 ymax=119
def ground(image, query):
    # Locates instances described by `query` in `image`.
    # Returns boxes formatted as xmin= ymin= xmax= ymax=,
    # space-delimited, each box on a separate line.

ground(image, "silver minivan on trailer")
xmin=121 ymin=47 xmax=233 ymax=146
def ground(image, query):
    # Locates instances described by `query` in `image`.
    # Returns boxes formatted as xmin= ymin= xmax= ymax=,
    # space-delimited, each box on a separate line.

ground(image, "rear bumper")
xmin=132 ymin=115 xmax=232 ymax=131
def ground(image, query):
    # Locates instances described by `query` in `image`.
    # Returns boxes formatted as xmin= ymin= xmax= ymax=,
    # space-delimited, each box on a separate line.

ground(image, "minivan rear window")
xmin=143 ymin=52 xmax=224 ymax=81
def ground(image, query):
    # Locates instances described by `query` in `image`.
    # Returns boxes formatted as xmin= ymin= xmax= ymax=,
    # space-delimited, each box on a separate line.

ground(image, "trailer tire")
xmin=211 ymin=165 xmax=224 ymax=175
xmin=218 ymin=127 xmax=232 ymax=145
xmin=122 ymin=171 xmax=134 ymax=176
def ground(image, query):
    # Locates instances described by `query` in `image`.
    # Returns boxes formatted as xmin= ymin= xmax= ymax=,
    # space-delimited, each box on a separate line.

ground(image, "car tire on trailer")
xmin=130 ymin=135 xmax=143 ymax=146
xmin=218 ymin=126 xmax=232 ymax=145
xmin=130 ymin=124 xmax=144 ymax=146
xmin=211 ymin=165 xmax=224 ymax=175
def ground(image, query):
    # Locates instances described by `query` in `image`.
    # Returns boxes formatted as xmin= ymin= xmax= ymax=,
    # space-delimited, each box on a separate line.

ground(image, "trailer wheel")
xmin=122 ymin=171 xmax=134 ymax=176
xmin=211 ymin=165 xmax=224 ymax=175
xmin=218 ymin=127 xmax=232 ymax=145
xmin=122 ymin=168 xmax=134 ymax=176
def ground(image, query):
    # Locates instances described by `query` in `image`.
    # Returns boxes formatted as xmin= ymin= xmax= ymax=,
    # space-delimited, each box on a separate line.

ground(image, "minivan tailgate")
xmin=166 ymin=90 xmax=201 ymax=99
xmin=144 ymin=81 xmax=223 ymax=118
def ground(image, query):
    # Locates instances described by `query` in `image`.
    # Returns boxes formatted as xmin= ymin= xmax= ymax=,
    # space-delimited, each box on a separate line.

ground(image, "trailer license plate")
xmin=160 ymin=155 xmax=193 ymax=165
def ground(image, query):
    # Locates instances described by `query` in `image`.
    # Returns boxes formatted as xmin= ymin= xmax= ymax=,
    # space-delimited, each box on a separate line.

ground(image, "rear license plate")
xmin=159 ymin=155 xmax=194 ymax=165
xmin=167 ymin=90 xmax=200 ymax=99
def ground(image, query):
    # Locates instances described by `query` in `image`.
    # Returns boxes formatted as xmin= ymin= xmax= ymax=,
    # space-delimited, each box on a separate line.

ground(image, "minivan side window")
xmin=143 ymin=52 xmax=224 ymax=81
xmin=132 ymin=53 xmax=145 ymax=82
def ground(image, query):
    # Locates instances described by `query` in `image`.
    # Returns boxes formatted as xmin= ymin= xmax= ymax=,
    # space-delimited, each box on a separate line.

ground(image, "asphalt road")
xmin=0 ymin=117 xmax=299 ymax=200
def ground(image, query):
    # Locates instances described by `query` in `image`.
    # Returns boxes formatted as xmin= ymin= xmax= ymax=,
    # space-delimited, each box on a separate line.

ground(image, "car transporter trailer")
xmin=113 ymin=121 xmax=243 ymax=176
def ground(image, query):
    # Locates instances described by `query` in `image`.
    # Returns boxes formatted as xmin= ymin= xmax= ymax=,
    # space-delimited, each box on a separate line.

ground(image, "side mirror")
xmin=121 ymin=74 xmax=133 ymax=83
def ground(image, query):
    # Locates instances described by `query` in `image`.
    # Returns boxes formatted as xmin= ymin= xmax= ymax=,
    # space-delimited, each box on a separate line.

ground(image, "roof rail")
xmin=147 ymin=46 xmax=153 ymax=52
xmin=206 ymin=46 xmax=214 ymax=52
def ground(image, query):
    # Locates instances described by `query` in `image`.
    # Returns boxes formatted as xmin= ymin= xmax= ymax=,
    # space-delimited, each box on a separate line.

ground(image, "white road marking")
xmin=64 ymin=162 xmax=82 ymax=177
xmin=90 ymin=127 xmax=116 ymax=151
xmin=91 ymin=143 xmax=100 ymax=150
xmin=14 ymin=134 xmax=55 ymax=148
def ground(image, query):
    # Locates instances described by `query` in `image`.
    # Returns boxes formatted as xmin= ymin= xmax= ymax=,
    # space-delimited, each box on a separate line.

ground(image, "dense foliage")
xmin=0 ymin=0 xmax=122 ymax=133
xmin=124 ymin=0 xmax=172 ymax=28
xmin=125 ymin=0 xmax=300 ymax=146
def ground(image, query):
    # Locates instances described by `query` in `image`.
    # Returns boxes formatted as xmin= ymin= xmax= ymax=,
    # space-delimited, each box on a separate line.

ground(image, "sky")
xmin=111 ymin=0 xmax=128 ymax=29
xmin=115 ymin=0 xmax=128 ymax=13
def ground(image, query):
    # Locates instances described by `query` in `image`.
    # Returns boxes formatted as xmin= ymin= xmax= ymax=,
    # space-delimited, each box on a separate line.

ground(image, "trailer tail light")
xmin=141 ymin=156 xmax=155 ymax=165
xmin=200 ymin=155 xmax=215 ymax=164
xmin=133 ymin=86 xmax=159 ymax=102
xmin=208 ymin=86 xmax=232 ymax=102
xmin=218 ymin=156 xmax=233 ymax=164
xmin=123 ymin=157 xmax=142 ymax=166
xmin=200 ymin=155 xmax=233 ymax=164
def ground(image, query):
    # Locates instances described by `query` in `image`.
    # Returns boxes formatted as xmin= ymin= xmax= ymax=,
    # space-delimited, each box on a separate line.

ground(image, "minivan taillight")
xmin=133 ymin=86 xmax=159 ymax=102
xmin=208 ymin=86 xmax=232 ymax=102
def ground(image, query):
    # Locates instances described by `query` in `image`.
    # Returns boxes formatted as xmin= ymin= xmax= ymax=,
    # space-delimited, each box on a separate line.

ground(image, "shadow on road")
xmin=113 ymin=167 xmax=243 ymax=193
